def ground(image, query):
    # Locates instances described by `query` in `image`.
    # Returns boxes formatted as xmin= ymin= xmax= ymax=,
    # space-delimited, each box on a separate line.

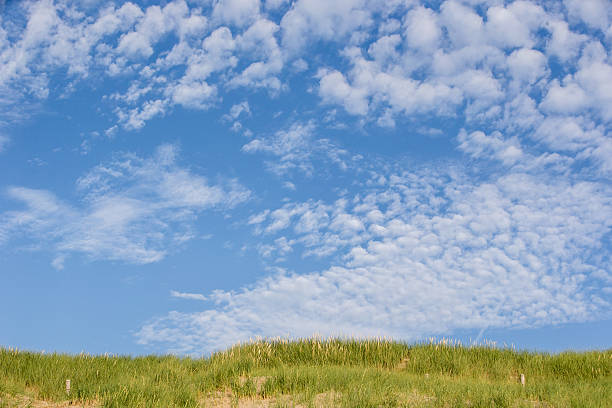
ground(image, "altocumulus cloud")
xmin=138 ymin=163 xmax=612 ymax=354
xmin=0 ymin=144 xmax=250 ymax=266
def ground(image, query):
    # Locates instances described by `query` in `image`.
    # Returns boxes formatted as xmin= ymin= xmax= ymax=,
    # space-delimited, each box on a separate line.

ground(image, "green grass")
xmin=1 ymin=338 xmax=610 ymax=407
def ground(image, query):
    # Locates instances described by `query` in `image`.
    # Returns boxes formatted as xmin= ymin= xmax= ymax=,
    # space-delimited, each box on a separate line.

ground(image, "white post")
xmin=520 ymin=373 xmax=525 ymax=386
xmin=66 ymin=379 xmax=71 ymax=394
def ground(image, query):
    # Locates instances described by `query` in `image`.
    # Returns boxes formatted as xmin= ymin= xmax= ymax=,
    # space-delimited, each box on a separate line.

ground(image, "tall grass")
xmin=1 ymin=338 xmax=610 ymax=407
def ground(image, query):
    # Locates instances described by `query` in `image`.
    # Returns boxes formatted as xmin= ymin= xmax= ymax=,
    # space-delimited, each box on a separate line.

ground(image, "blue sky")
xmin=0 ymin=0 xmax=611 ymax=356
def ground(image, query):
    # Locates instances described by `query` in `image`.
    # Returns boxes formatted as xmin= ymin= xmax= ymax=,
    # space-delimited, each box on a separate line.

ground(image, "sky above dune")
xmin=0 ymin=0 xmax=611 ymax=355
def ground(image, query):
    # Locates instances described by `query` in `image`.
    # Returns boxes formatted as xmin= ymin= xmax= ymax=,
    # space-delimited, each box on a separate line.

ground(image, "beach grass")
xmin=1 ymin=337 xmax=610 ymax=407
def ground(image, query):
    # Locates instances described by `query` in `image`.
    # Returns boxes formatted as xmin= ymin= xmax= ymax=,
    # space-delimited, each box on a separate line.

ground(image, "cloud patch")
xmin=242 ymin=121 xmax=351 ymax=176
xmin=137 ymin=165 xmax=612 ymax=354
xmin=0 ymin=144 xmax=250 ymax=265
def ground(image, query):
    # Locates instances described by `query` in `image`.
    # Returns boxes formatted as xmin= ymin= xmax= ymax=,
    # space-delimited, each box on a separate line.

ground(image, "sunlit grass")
xmin=1 ymin=337 xmax=610 ymax=407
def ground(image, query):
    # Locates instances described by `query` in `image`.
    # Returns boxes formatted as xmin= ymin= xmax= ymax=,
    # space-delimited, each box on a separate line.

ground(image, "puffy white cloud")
xmin=117 ymin=99 xmax=168 ymax=130
xmin=457 ymin=129 xmax=523 ymax=165
xmin=367 ymin=34 xmax=401 ymax=67
xmin=171 ymin=80 xmax=217 ymax=109
xmin=545 ymin=20 xmax=587 ymax=62
xmin=317 ymin=69 xmax=369 ymax=115
xmin=280 ymin=0 xmax=373 ymax=52
xmin=111 ymin=24 xmax=239 ymax=126
xmin=22 ymin=0 xmax=60 ymax=49
xmin=504 ymin=1 xmax=547 ymax=31
xmin=452 ymin=69 xmax=502 ymax=102
xmin=485 ymin=5 xmax=533 ymax=49
xmin=539 ymin=50 xmax=612 ymax=122
xmin=0 ymin=145 xmax=250 ymax=265
xmin=403 ymin=6 xmax=440 ymax=51
xmin=318 ymin=48 xmax=463 ymax=120
xmin=564 ymin=0 xmax=610 ymax=31
xmin=575 ymin=59 xmax=612 ymax=121
xmin=506 ymin=48 xmax=547 ymax=84
xmin=137 ymin=167 xmax=612 ymax=354
xmin=0 ymin=1 xmax=209 ymax=129
xmin=117 ymin=31 xmax=153 ymax=58
xmin=440 ymin=0 xmax=484 ymax=48
xmin=212 ymin=0 xmax=260 ymax=27
xmin=231 ymin=18 xmax=283 ymax=91
xmin=533 ymin=115 xmax=602 ymax=152
xmin=116 ymin=1 xmax=189 ymax=59
xmin=540 ymin=79 xmax=588 ymax=115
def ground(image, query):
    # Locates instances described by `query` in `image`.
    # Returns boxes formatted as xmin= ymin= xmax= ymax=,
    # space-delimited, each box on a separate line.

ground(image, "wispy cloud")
xmin=0 ymin=144 xmax=250 ymax=265
xmin=170 ymin=290 xmax=207 ymax=301
xmin=242 ymin=121 xmax=352 ymax=176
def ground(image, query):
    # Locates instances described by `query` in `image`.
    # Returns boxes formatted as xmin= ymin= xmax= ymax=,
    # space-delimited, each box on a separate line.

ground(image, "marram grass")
xmin=0 ymin=337 xmax=610 ymax=407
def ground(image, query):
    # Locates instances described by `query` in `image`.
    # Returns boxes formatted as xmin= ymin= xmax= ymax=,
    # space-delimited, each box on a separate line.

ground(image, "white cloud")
xmin=51 ymin=254 xmax=66 ymax=271
xmin=540 ymin=79 xmax=588 ymax=115
xmin=0 ymin=145 xmax=250 ymax=265
xmin=575 ymin=59 xmax=612 ymax=121
xmin=137 ymin=166 xmax=612 ymax=354
xmin=22 ymin=0 xmax=60 ymax=49
xmin=545 ymin=20 xmax=587 ymax=62
xmin=226 ymin=101 xmax=251 ymax=120
xmin=586 ymin=137 xmax=612 ymax=174
xmin=403 ymin=6 xmax=440 ymax=51
xmin=506 ymin=48 xmax=547 ymax=84
xmin=440 ymin=0 xmax=484 ymax=48
xmin=457 ymin=129 xmax=523 ymax=166
xmin=231 ymin=18 xmax=283 ymax=92
xmin=116 ymin=1 xmax=188 ymax=59
xmin=318 ymin=48 xmax=463 ymax=119
xmin=117 ymin=99 xmax=168 ymax=130
xmin=452 ymin=69 xmax=502 ymax=102
xmin=117 ymin=31 xmax=153 ymax=59
xmin=538 ymin=51 xmax=612 ymax=122
xmin=368 ymin=34 xmax=401 ymax=67
xmin=485 ymin=5 xmax=533 ymax=49
xmin=212 ymin=0 xmax=261 ymax=27
xmin=170 ymin=290 xmax=207 ymax=301
xmin=564 ymin=0 xmax=610 ymax=31
xmin=171 ymin=80 xmax=217 ymax=110
xmin=280 ymin=0 xmax=373 ymax=52
xmin=317 ymin=68 xmax=369 ymax=115
xmin=242 ymin=121 xmax=350 ymax=176
xmin=532 ymin=116 xmax=602 ymax=152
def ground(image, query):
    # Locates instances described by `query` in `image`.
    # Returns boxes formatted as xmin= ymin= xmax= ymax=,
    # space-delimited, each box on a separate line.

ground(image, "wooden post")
xmin=66 ymin=379 xmax=71 ymax=394
xmin=520 ymin=373 xmax=525 ymax=386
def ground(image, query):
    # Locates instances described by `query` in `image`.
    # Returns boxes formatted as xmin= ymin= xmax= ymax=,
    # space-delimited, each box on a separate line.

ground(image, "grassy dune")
xmin=1 ymin=338 xmax=610 ymax=407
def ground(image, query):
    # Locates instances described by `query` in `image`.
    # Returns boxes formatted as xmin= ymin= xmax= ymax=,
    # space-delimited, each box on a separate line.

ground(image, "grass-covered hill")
xmin=1 ymin=338 xmax=610 ymax=407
